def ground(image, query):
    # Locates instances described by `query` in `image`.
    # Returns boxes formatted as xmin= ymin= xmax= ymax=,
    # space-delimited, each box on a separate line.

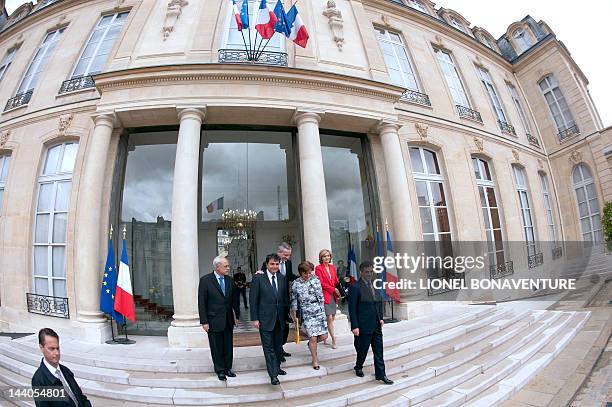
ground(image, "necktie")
xmin=55 ymin=368 xmax=78 ymax=406
xmin=280 ymin=262 xmax=286 ymax=276
xmin=218 ymin=276 xmax=225 ymax=296
xmin=271 ymin=274 xmax=278 ymax=295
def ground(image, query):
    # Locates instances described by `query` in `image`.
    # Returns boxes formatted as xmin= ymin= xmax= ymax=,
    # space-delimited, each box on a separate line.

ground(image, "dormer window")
xmin=512 ymin=27 xmax=533 ymax=53
xmin=408 ymin=0 xmax=428 ymax=14
xmin=449 ymin=16 xmax=466 ymax=33
xmin=480 ymin=35 xmax=494 ymax=49
xmin=38 ymin=0 xmax=59 ymax=8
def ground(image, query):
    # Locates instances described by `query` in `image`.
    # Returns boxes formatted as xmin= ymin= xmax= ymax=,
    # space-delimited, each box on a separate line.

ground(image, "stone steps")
xmin=0 ymin=308 xmax=588 ymax=406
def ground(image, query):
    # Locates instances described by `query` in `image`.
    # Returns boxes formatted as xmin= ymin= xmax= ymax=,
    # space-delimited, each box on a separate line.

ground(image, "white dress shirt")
xmin=43 ymin=358 xmax=78 ymax=405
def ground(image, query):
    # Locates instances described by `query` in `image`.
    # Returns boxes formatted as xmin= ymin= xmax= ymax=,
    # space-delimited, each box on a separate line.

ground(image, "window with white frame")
xmin=538 ymin=173 xmax=557 ymax=243
xmin=512 ymin=27 xmax=533 ymax=53
xmin=572 ymin=164 xmax=603 ymax=243
xmin=512 ymin=165 xmax=537 ymax=257
xmin=0 ymin=155 xmax=11 ymax=212
xmin=538 ymin=75 xmax=577 ymax=136
xmin=39 ymin=0 xmax=59 ymax=8
xmin=33 ymin=142 xmax=78 ymax=298
xmin=507 ymin=83 xmax=532 ymax=135
xmin=408 ymin=0 xmax=428 ymax=13
xmin=434 ymin=48 xmax=470 ymax=108
xmin=16 ymin=28 xmax=65 ymax=95
xmin=226 ymin=0 xmax=282 ymax=52
xmin=477 ymin=67 xmax=509 ymax=125
xmin=479 ymin=34 xmax=495 ymax=50
xmin=375 ymin=28 xmax=419 ymax=91
xmin=71 ymin=12 xmax=129 ymax=78
xmin=472 ymin=157 xmax=505 ymax=267
xmin=0 ymin=47 xmax=17 ymax=82
xmin=448 ymin=16 xmax=466 ymax=33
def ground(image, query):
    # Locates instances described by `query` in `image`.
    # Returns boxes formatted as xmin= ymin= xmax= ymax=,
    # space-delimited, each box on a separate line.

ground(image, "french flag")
xmin=114 ymin=237 xmax=136 ymax=322
xmin=286 ymin=4 xmax=309 ymax=48
xmin=232 ymin=0 xmax=243 ymax=31
xmin=255 ymin=0 xmax=277 ymax=39
xmin=384 ymin=229 xmax=401 ymax=303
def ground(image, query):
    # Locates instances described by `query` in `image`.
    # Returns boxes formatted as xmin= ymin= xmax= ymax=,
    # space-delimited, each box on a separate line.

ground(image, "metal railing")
xmin=527 ymin=252 xmax=544 ymax=269
xmin=527 ymin=134 xmax=540 ymax=147
xmin=4 ymin=90 xmax=33 ymax=111
xmin=558 ymin=124 xmax=580 ymax=142
xmin=489 ymin=260 xmax=514 ymax=279
xmin=26 ymin=293 xmax=70 ymax=319
xmin=498 ymin=120 xmax=516 ymax=135
xmin=401 ymin=89 xmax=432 ymax=106
xmin=456 ymin=105 xmax=483 ymax=123
xmin=218 ymin=49 xmax=288 ymax=67
xmin=59 ymin=75 xmax=95 ymax=94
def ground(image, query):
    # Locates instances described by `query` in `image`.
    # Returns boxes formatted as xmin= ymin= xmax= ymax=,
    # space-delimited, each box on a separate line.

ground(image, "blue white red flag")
xmin=385 ymin=228 xmax=401 ymax=303
xmin=255 ymin=0 xmax=277 ymax=39
xmin=99 ymin=238 xmax=124 ymax=324
xmin=114 ymin=238 xmax=136 ymax=322
xmin=232 ymin=0 xmax=243 ymax=31
xmin=346 ymin=245 xmax=358 ymax=284
xmin=273 ymin=0 xmax=290 ymax=36
xmin=286 ymin=4 xmax=309 ymax=48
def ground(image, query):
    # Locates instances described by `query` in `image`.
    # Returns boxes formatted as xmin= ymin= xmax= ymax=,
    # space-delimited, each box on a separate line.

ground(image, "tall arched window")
xmin=539 ymin=75 xmax=577 ymax=140
xmin=33 ymin=142 xmax=78 ymax=297
xmin=0 ymin=154 xmax=11 ymax=212
xmin=375 ymin=28 xmax=420 ymax=91
xmin=472 ymin=157 xmax=508 ymax=276
xmin=512 ymin=165 xmax=540 ymax=266
xmin=512 ymin=27 xmax=533 ymax=53
xmin=572 ymin=164 xmax=602 ymax=242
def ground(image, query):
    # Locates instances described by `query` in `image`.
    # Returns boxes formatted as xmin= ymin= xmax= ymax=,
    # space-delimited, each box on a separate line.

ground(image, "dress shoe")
xmin=279 ymin=356 xmax=286 ymax=362
xmin=312 ymin=365 xmax=320 ymax=370
xmin=354 ymin=368 xmax=364 ymax=377
xmin=277 ymin=369 xmax=287 ymax=375
xmin=270 ymin=377 xmax=280 ymax=385
xmin=376 ymin=376 xmax=394 ymax=385
xmin=282 ymin=351 xmax=291 ymax=357
xmin=225 ymin=370 xmax=236 ymax=377
xmin=217 ymin=373 xmax=227 ymax=381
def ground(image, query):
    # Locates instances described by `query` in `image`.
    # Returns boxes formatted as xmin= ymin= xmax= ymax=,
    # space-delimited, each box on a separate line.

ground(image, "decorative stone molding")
xmin=380 ymin=14 xmax=390 ymax=26
xmin=512 ymin=149 xmax=520 ymax=162
xmin=0 ymin=130 xmax=10 ymax=148
xmin=58 ymin=113 xmax=74 ymax=136
xmin=434 ymin=35 xmax=444 ymax=48
xmin=415 ymin=122 xmax=428 ymax=139
xmin=538 ymin=159 xmax=544 ymax=170
xmin=322 ymin=1 xmax=344 ymax=51
xmin=163 ymin=0 xmax=188 ymax=41
xmin=114 ymin=0 xmax=126 ymax=9
xmin=569 ymin=150 xmax=582 ymax=165
xmin=474 ymin=137 xmax=483 ymax=152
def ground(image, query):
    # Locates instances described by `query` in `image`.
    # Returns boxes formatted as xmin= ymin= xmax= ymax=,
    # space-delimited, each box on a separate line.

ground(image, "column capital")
xmin=91 ymin=112 xmax=118 ymax=129
xmin=293 ymin=109 xmax=325 ymax=126
xmin=177 ymin=106 xmax=206 ymax=122
xmin=375 ymin=120 xmax=402 ymax=135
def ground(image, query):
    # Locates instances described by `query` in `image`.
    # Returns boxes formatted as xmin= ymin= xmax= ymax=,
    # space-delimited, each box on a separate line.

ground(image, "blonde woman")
xmin=315 ymin=249 xmax=340 ymax=349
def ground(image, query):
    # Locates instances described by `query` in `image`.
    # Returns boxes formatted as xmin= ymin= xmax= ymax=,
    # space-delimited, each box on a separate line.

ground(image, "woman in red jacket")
xmin=315 ymin=249 xmax=340 ymax=349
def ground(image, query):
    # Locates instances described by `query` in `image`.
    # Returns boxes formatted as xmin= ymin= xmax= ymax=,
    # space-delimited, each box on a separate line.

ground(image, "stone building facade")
xmin=0 ymin=0 xmax=608 ymax=346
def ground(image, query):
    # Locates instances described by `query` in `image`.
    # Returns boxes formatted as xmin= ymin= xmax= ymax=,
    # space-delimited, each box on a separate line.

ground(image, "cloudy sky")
xmin=5 ymin=0 xmax=610 ymax=126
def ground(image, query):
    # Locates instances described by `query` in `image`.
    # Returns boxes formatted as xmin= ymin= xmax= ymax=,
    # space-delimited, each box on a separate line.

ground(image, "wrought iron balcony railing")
xmin=4 ymin=90 xmax=33 ymax=111
xmin=498 ymin=120 xmax=516 ymax=135
xmin=218 ymin=49 xmax=288 ymax=67
xmin=59 ymin=75 xmax=95 ymax=94
xmin=552 ymin=246 xmax=563 ymax=260
xmin=527 ymin=252 xmax=544 ymax=269
xmin=400 ymin=89 xmax=432 ymax=106
xmin=456 ymin=105 xmax=483 ymax=123
xmin=489 ymin=260 xmax=514 ymax=279
xmin=558 ymin=124 xmax=580 ymax=142
xmin=26 ymin=293 xmax=70 ymax=319
xmin=527 ymin=134 xmax=540 ymax=147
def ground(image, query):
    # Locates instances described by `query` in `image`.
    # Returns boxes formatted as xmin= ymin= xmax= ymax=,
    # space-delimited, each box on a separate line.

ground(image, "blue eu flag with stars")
xmin=99 ymin=238 xmax=124 ymax=324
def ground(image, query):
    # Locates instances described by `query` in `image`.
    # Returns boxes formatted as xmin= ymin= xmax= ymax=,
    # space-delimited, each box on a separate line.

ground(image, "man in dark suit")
xmin=198 ymin=256 xmax=240 ymax=381
xmin=348 ymin=261 xmax=393 ymax=385
xmin=233 ymin=266 xmax=248 ymax=309
xmin=250 ymin=253 xmax=289 ymax=385
xmin=31 ymin=328 xmax=92 ymax=407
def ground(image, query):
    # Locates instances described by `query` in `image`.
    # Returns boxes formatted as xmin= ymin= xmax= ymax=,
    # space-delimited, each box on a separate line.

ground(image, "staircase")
xmin=0 ymin=305 xmax=590 ymax=406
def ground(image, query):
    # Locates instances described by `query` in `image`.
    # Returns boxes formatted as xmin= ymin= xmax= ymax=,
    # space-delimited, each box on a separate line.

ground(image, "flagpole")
xmin=105 ymin=225 xmax=118 ymax=344
xmin=255 ymin=37 xmax=273 ymax=61
xmin=246 ymin=0 xmax=254 ymax=60
xmin=384 ymin=221 xmax=398 ymax=324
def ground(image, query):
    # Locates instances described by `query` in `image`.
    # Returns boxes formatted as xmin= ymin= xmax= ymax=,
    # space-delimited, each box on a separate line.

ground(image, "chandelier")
xmin=221 ymin=209 xmax=257 ymax=234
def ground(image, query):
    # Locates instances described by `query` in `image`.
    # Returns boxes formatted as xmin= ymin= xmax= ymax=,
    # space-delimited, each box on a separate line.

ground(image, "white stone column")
xmin=167 ymin=107 xmax=208 ymax=348
xmin=75 ymin=113 xmax=115 ymax=341
xmin=378 ymin=122 xmax=431 ymax=319
xmin=295 ymin=111 xmax=332 ymax=263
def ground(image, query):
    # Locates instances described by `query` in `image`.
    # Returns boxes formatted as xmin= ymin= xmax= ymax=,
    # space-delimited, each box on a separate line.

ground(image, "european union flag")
xmin=240 ymin=0 xmax=250 ymax=29
xmin=273 ymin=0 xmax=290 ymax=36
xmin=99 ymin=238 xmax=124 ymax=324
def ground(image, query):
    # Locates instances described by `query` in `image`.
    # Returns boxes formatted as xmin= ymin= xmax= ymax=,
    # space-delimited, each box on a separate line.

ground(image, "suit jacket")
xmin=31 ymin=359 xmax=92 ymax=407
xmin=260 ymin=260 xmax=296 ymax=287
xmin=315 ymin=264 xmax=339 ymax=304
xmin=249 ymin=272 xmax=289 ymax=331
xmin=198 ymin=272 xmax=240 ymax=332
xmin=348 ymin=278 xmax=384 ymax=335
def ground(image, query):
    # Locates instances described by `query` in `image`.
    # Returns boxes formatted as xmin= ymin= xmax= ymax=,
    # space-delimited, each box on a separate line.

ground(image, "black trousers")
xmin=354 ymin=325 xmax=386 ymax=378
xmin=208 ymin=323 xmax=233 ymax=374
xmin=259 ymin=318 xmax=285 ymax=378
xmin=234 ymin=287 xmax=248 ymax=308
xmin=282 ymin=321 xmax=289 ymax=346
